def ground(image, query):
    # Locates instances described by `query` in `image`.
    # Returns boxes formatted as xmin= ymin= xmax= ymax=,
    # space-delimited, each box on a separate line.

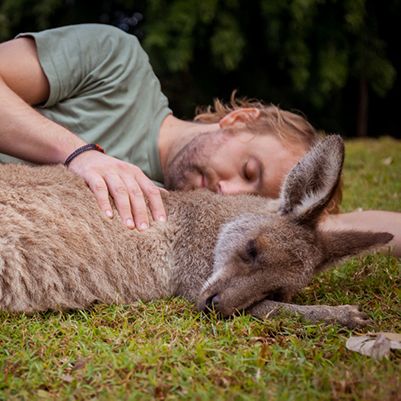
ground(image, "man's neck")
xmin=158 ymin=114 xmax=220 ymax=176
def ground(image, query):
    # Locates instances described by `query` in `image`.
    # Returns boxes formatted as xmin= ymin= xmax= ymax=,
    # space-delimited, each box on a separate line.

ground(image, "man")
xmin=0 ymin=24 xmax=399 ymax=255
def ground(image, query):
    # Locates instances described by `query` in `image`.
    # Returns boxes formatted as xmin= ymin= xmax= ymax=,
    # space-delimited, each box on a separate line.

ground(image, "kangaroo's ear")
xmin=316 ymin=230 xmax=393 ymax=272
xmin=278 ymin=135 xmax=344 ymax=226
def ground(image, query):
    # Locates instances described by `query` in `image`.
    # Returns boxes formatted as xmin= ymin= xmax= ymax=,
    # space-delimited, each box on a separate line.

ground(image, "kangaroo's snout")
xmin=198 ymin=293 xmax=220 ymax=313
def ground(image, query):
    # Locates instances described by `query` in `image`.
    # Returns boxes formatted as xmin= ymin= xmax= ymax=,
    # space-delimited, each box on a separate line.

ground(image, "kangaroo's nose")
xmin=205 ymin=294 xmax=220 ymax=310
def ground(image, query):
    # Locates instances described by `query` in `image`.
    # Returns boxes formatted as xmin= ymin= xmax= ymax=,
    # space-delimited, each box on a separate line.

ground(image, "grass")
xmin=1 ymin=137 xmax=400 ymax=401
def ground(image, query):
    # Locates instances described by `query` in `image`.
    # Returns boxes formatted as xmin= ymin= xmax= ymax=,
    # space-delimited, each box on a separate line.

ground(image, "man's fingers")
xmin=140 ymin=182 xmax=167 ymax=223
xmin=87 ymin=176 xmax=113 ymax=218
xmin=106 ymin=174 xmax=136 ymax=229
xmin=127 ymin=167 xmax=167 ymax=227
xmin=123 ymin=176 xmax=150 ymax=230
xmin=68 ymin=151 xmax=168 ymax=230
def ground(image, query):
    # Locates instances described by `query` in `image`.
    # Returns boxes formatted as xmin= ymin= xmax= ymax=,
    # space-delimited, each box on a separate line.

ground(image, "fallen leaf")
xmin=370 ymin=332 xmax=401 ymax=349
xmin=377 ymin=332 xmax=401 ymax=342
xmin=346 ymin=334 xmax=390 ymax=359
xmin=346 ymin=332 xmax=401 ymax=359
xmin=390 ymin=341 xmax=401 ymax=350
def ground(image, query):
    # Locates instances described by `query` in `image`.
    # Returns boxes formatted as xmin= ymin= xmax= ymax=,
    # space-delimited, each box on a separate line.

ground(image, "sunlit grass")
xmin=1 ymin=137 xmax=400 ymax=400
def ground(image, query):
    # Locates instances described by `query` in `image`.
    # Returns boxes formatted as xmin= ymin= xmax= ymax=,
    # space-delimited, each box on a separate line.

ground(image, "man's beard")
xmin=164 ymin=131 xmax=226 ymax=190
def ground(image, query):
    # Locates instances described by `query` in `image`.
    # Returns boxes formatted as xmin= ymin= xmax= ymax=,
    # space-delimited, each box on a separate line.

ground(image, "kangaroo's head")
xmin=197 ymin=135 xmax=393 ymax=316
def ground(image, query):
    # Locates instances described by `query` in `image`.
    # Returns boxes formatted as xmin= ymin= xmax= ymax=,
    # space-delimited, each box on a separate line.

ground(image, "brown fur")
xmin=0 ymin=136 xmax=392 ymax=327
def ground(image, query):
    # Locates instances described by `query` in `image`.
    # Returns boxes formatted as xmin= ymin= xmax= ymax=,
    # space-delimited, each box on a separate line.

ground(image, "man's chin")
xmin=165 ymin=171 xmax=201 ymax=191
xmin=165 ymin=178 xmax=192 ymax=191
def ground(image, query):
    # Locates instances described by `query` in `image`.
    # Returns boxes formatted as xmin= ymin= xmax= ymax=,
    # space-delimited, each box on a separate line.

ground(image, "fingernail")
xmin=140 ymin=222 xmax=148 ymax=230
xmin=105 ymin=210 xmax=113 ymax=218
xmin=126 ymin=218 xmax=135 ymax=228
xmin=158 ymin=215 xmax=166 ymax=222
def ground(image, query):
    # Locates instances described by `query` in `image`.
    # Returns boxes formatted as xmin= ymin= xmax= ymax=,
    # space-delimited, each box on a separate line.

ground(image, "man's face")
xmin=164 ymin=129 xmax=306 ymax=198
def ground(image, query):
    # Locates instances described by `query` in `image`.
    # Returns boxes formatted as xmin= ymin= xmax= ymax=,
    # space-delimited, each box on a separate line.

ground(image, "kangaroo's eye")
xmin=239 ymin=239 xmax=258 ymax=263
xmin=246 ymin=239 xmax=258 ymax=259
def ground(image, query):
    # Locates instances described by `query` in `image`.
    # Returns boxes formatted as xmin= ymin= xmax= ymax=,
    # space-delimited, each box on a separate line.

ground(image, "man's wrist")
xmin=64 ymin=144 xmax=105 ymax=166
xmin=50 ymin=136 xmax=87 ymax=164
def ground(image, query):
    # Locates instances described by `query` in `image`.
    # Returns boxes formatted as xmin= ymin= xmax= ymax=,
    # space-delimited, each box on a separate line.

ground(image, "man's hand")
xmin=68 ymin=150 xmax=167 ymax=230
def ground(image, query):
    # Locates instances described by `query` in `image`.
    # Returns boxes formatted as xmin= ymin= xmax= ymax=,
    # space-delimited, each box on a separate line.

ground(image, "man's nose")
xmin=217 ymin=179 xmax=252 ymax=195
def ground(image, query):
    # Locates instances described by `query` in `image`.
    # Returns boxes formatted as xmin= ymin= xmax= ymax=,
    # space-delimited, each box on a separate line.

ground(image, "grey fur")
xmin=0 ymin=136 xmax=392 ymax=327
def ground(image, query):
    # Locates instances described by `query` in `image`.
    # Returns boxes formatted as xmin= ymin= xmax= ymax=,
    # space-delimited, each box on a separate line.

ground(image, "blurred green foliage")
xmin=0 ymin=0 xmax=400 ymax=137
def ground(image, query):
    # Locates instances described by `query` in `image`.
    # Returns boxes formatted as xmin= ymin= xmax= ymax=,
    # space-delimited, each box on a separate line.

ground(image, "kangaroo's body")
xmin=0 ymin=137 xmax=392 ymax=327
xmin=0 ymin=166 xmax=275 ymax=311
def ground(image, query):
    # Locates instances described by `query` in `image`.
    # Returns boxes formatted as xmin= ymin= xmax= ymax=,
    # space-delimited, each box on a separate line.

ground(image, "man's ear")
xmin=219 ymin=108 xmax=261 ymax=129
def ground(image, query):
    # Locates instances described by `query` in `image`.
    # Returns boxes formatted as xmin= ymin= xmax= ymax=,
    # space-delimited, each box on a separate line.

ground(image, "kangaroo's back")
xmin=0 ymin=164 xmax=176 ymax=312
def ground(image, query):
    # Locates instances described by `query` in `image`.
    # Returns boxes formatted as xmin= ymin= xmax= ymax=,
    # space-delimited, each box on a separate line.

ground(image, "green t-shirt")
xmin=1 ymin=24 xmax=171 ymax=184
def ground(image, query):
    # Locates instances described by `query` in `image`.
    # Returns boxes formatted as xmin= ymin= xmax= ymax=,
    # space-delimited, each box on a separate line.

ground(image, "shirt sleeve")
xmin=16 ymin=24 xmax=141 ymax=108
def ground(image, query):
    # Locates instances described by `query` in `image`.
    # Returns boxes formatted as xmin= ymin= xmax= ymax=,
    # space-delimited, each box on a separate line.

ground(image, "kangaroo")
xmin=0 ymin=136 xmax=392 ymax=327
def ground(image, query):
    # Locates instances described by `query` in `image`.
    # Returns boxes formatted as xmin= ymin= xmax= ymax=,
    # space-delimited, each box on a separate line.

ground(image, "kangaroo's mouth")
xmin=198 ymin=286 xmax=287 ymax=317
xmin=241 ymin=287 xmax=286 ymax=313
xmin=261 ymin=288 xmax=285 ymax=303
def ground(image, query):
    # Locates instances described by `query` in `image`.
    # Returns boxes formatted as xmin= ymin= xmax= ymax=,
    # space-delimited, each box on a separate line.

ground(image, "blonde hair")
xmin=194 ymin=92 xmax=342 ymax=213
xmin=195 ymin=91 xmax=318 ymax=148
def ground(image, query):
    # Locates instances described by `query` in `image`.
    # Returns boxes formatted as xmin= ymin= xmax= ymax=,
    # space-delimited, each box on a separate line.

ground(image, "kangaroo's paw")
xmin=331 ymin=304 xmax=371 ymax=328
xmin=247 ymin=300 xmax=371 ymax=328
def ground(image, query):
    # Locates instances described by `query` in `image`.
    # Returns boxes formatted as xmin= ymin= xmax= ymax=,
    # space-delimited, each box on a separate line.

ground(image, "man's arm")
xmin=320 ymin=210 xmax=401 ymax=257
xmin=0 ymin=38 xmax=84 ymax=162
xmin=0 ymin=37 xmax=166 ymax=229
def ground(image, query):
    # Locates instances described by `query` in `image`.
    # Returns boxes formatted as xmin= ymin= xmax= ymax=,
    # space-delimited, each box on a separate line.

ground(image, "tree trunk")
xmin=356 ymin=77 xmax=368 ymax=137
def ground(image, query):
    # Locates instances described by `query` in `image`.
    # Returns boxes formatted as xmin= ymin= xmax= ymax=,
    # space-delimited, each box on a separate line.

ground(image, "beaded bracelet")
xmin=64 ymin=144 xmax=105 ymax=167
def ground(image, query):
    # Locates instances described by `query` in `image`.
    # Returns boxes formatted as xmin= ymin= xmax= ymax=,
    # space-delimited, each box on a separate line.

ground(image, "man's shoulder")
xmin=24 ymin=23 xmax=137 ymax=47
xmin=61 ymin=23 xmax=130 ymax=38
